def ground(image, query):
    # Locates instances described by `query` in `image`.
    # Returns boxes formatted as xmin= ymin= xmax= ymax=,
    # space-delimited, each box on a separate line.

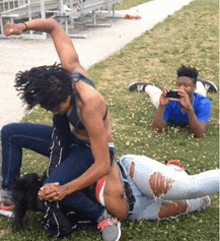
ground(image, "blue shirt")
xmin=163 ymin=93 xmax=211 ymax=127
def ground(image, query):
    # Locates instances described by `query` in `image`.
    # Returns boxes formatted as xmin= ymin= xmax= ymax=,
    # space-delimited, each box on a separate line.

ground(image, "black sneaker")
xmin=198 ymin=78 xmax=218 ymax=93
xmin=128 ymin=82 xmax=153 ymax=93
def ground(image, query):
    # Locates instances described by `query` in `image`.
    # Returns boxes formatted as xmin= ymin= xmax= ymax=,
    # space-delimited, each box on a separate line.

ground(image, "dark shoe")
xmin=198 ymin=78 xmax=218 ymax=93
xmin=128 ymin=82 xmax=153 ymax=93
xmin=97 ymin=214 xmax=121 ymax=241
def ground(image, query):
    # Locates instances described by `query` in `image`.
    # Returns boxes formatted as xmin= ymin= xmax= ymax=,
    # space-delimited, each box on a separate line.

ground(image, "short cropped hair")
xmin=177 ymin=65 xmax=198 ymax=85
xmin=15 ymin=63 xmax=74 ymax=111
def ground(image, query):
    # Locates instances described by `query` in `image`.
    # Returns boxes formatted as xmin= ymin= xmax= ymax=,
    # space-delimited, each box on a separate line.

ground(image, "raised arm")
xmin=4 ymin=19 xmax=87 ymax=75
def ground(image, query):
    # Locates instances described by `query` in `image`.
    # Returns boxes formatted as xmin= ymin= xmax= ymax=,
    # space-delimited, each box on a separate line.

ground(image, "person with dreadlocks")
xmin=2 ymin=19 xmax=120 ymax=241
xmin=128 ymin=65 xmax=218 ymax=138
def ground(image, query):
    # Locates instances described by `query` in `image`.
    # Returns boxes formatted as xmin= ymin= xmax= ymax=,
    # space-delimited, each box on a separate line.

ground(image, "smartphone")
xmin=166 ymin=90 xmax=180 ymax=99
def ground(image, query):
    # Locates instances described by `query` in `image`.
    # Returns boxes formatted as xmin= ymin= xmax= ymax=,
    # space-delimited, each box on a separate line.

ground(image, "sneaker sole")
xmin=128 ymin=81 xmax=140 ymax=88
xmin=0 ymin=209 xmax=13 ymax=217
xmin=128 ymin=81 xmax=154 ymax=89
xmin=128 ymin=81 xmax=154 ymax=92
xmin=201 ymin=79 xmax=218 ymax=92
xmin=115 ymin=221 xmax=121 ymax=241
xmin=128 ymin=81 xmax=140 ymax=91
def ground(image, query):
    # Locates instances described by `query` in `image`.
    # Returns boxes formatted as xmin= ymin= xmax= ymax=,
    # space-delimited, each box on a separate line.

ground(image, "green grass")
xmin=0 ymin=0 xmax=219 ymax=240
xmin=116 ymin=0 xmax=152 ymax=10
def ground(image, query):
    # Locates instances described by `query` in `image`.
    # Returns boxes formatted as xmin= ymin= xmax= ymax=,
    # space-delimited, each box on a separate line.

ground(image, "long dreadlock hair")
xmin=177 ymin=65 xmax=198 ymax=85
xmin=14 ymin=63 xmax=74 ymax=111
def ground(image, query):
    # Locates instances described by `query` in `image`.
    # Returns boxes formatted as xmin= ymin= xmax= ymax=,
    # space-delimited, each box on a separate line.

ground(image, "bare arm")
xmin=151 ymin=105 xmax=166 ymax=132
xmin=4 ymin=19 xmax=87 ymax=75
xmin=39 ymin=87 xmax=111 ymax=201
xmin=5 ymin=20 xmax=112 ymax=199
xmin=63 ymin=93 xmax=111 ymax=194
xmin=178 ymin=89 xmax=206 ymax=138
xmin=187 ymin=109 xmax=207 ymax=138
xmin=151 ymin=89 xmax=170 ymax=132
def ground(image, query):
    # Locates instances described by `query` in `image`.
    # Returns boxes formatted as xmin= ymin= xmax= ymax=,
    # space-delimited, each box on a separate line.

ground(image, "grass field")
xmin=116 ymin=0 xmax=152 ymax=9
xmin=0 ymin=0 xmax=219 ymax=240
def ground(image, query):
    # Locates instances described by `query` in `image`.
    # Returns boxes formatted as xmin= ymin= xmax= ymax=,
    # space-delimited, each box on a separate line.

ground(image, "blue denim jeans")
xmin=118 ymin=154 xmax=219 ymax=221
xmin=44 ymin=137 xmax=106 ymax=220
xmin=1 ymin=123 xmax=52 ymax=196
xmin=1 ymin=122 xmax=114 ymax=220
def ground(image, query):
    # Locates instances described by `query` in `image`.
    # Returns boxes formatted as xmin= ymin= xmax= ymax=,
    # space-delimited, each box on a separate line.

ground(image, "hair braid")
xmin=15 ymin=63 xmax=74 ymax=111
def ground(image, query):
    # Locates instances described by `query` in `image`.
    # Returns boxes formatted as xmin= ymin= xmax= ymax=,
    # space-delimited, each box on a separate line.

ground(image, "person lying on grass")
xmin=129 ymin=66 xmax=218 ymax=138
xmin=39 ymin=154 xmax=219 ymax=224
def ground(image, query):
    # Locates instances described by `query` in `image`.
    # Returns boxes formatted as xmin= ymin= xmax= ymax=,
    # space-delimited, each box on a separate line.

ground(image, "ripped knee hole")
xmin=159 ymin=200 xmax=187 ymax=219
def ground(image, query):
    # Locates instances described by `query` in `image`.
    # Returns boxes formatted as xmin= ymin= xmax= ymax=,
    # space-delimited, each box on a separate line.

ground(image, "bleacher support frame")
xmin=0 ymin=0 xmax=123 ymax=39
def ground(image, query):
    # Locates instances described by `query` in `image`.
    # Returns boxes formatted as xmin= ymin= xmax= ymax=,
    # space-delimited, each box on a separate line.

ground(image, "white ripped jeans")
xmin=145 ymin=80 xmax=207 ymax=108
xmin=118 ymin=154 xmax=219 ymax=221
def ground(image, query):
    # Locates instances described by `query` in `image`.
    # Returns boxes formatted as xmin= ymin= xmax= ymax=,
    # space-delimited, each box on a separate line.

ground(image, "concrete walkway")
xmin=0 ymin=0 xmax=193 ymax=129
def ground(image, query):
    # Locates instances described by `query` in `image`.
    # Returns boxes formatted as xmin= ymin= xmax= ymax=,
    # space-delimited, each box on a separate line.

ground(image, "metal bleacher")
xmin=0 ymin=0 xmax=123 ymax=39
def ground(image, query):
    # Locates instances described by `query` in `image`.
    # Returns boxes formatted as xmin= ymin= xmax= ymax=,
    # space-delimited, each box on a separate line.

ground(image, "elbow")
xmin=121 ymin=213 xmax=129 ymax=221
xmin=193 ymin=129 xmax=204 ymax=138
xmin=103 ymin=165 xmax=111 ymax=176
xmin=118 ymin=212 xmax=129 ymax=222
xmin=98 ymin=163 xmax=111 ymax=178
xmin=192 ymin=126 xmax=206 ymax=138
xmin=62 ymin=59 xmax=80 ymax=72
xmin=152 ymin=125 xmax=163 ymax=133
xmin=194 ymin=133 xmax=204 ymax=138
xmin=47 ymin=19 xmax=60 ymax=33
xmin=151 ymin=120 xmax=165 ymax=133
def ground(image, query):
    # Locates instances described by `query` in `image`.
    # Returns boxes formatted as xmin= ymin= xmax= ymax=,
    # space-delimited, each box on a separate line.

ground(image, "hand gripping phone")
xmin=166 ymin=90 xmax=180 ymax=99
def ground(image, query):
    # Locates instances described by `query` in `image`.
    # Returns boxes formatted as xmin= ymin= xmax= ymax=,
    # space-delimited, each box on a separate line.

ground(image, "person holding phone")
xmin=128 ymin=65 xmax=217 ymax=138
